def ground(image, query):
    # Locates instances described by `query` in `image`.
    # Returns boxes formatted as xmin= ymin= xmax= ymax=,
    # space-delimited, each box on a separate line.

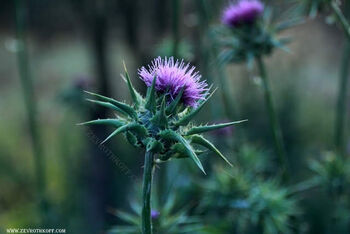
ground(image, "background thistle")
xmin=79 ymin=57 xmax=246 ymax=233
xmin=215 ymin=0 xmax=299 ymax=66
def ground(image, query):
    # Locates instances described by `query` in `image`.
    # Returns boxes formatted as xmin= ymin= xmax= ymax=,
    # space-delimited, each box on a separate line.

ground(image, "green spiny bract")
xmin=79 ymin=62 xmax=246 ymax=173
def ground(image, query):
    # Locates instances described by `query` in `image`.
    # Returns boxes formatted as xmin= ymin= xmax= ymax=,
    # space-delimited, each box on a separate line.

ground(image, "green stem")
xmin=142 ymin=151 xmax=155 ymax=234
xmin=335 ymin=42 xmax=350 ymax=157
xmin=172 ymin=0 xmax=180 ymax=58
xmin=331 ymin=1 xmax=350 ymax=157
xmin=330 ymin=1 xmax=350 ymax=41
xmin=15 ymin=0 xmax=48 ymax=225
xmin=196 ymin=0 xmax=237 ymax=120
xmin=256 ymin=56 xmax=288 ymax=179
xmin=217 ymin=65 xmax=237 ymax=119
xmin=287 ymin=177 xmax=321 ymax=196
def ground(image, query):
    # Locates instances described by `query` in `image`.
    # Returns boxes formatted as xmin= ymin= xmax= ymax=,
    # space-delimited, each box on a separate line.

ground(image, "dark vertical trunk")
xmin=84 ymin=1 xmax=113 ymax=233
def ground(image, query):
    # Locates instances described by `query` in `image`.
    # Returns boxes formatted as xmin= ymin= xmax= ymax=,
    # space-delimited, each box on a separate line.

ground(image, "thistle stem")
xmin=196 ymin=0 xmax=237 ymax=120
xmin=331 ymin=1 xmax=350 ymax=157
xmin=335 ymin=42 xmax=350 ymax=157
xmin=142 ymin=151 xmax=155 ymax=234
xmin=15 ymin=0 xmax=48 ymax=225
xmin=256 ymin=56 xmax=288 ymax=180
xmin=287 ymin=177 xmax=321 ymax=196
xmin=330 ymin=1 xmax=350 ymax=41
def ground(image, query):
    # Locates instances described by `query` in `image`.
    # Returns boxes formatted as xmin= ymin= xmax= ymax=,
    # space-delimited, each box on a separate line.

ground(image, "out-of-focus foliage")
xmin=154 ymin=38 xmax=194 ymax=61
xmin=2 ymin=0 xmax=350 ymax=234
xmin=200 ymin=145 xmax=299 ymax=234
xmin=108 ymin=190 xmax=203 ymax=234
xmin=309 ymin=152 xmax=350 ymax=196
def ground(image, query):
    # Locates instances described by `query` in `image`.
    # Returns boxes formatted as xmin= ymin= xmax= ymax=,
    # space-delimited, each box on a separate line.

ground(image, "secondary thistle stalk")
xmin=256 ymin=56 xmax=288 ymax=179
xmin=331 ymin=1 xmax=350 ymax=157
xmin=335 ymin=42 xmax=350 ymax=157
xmin=142 ymin=151 xmax=155 ymax=234
xmin=330 ymin=1 xmax=350 ymax=41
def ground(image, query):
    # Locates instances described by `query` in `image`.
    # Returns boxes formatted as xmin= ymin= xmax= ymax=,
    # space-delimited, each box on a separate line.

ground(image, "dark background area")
xmin=0 ymin=0 xmax=349 ymax=233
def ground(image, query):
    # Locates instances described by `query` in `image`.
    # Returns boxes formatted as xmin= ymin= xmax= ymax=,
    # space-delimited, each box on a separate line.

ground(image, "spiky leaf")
xmin=151 ymin=96 xmax=168 ymax=128
xmin=185 ymin=119 xmax=248 ymax=135
xmin=159 ymin=130 xmax=205 ymax=174
xmin=175 ymin=88 xmax=216 ymax=126
xmin=166 ymin=87 xmax=184 ymax=115
xmin=85 ymin=91 xmax=138 ymax=120
xmin=126 ymin=131 xmax=139 ymax=147
xmin=86 ymin=99 xmax=128 ymax=116
xmin=145 ymin=76 xmax=157 ymax=113
xmin=191 ymin=134 xmax=233 ymax=167
xmin=101 ymin=123 xmax=147 ymax=144
xmin=146 ymin=139 xmax=165 ymax=153
xmin=122 ymin=61 xmax=143 ymax=107
xmin=171 ymin=143 xmax=207 ymax=158
xmin=77 ymin=119 xmax=124 ymax=128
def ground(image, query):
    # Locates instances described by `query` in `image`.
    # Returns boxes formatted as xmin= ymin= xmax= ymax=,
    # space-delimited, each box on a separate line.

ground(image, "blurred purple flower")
xmin=151 ymin=210 xmax=160 ymax=219
xmin=138 ymin=57 xmax=208 ymax=107
xmin=73 ymin=76 xmax=91 ymax=90
xmin=211 ymin=119 xmax=235 ymax=137
xmin=221 ymin=0 xmax=264 ymax=27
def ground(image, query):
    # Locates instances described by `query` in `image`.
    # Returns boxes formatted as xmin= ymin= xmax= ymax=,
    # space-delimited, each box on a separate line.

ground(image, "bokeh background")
xmin=1 ymin=0 xmax=350 ymax=233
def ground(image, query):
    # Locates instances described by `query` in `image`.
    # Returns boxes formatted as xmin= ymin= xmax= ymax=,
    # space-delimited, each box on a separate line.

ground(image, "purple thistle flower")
xmin=221 ymin=0 xmax=264 ymax=27
xmin=151 ymin=210 xmax=160 ymax=219
xmin=138 ymin=57 xmax=208 ymax=107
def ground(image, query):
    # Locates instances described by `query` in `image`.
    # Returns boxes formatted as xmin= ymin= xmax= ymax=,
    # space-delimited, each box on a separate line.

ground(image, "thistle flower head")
xmin=138 ymin=57 xmax=208 ymax=107
xmin=79 ymin=59 xmax=247 ymax=173
xmin=221 ymin=0 xmax=264 ymax=27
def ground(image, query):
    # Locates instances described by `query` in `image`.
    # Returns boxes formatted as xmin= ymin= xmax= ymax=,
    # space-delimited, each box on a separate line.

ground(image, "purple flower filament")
xmin=138 ymin=57 xmax=208 ymax=107
xmin=222 ymin=0 xmax=264 ymax=27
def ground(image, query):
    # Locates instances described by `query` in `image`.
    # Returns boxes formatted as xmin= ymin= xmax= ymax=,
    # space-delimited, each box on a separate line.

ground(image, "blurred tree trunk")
xmin=84 ymin=1 xmax=114 ymax=233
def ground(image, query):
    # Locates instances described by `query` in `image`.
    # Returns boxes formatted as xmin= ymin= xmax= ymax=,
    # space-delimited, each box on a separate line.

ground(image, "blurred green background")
xmin=1 ymin=0 xmax=350 ymax=233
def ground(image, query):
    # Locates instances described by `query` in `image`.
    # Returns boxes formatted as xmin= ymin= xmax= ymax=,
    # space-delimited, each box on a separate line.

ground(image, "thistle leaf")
xmin=101 ymin=123 xmax=147 ymax=144
xmin=146 ymin=139 xmax=165 ymax=153
xmin=191 ymin=134 xmax=233 ymax=167
xmin=151 ymin=96 xmax=168 ymax=128
xmin=166 ymin=87 xmax=184 ymax=114
xmin=159 ymin=130 xmax=206 ymax=174
xmin=145 ymin=76 xmax=157 ymax=113
xmin=185 ymin=119 xmax=248 ymax=135
xmin=171 ymin=143 xmax=207 ymax=158
xmin=122 ymin=61 xmax=143 ymax=107
xmin=126 ymin=131 xmax=138 ymax=147
xmin=77 ymin=119 xmax=124 ymax=128
xmin=85 ymin=91 xmax=138 ymax=120
xmin=175 ymin=88 xmax=216 ymax=126
xmin=86 ymin=99 xmax=128 ymax=116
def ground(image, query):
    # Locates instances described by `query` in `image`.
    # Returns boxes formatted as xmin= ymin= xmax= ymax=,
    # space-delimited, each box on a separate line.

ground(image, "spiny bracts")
xmin=79 ymin=57 xmax=247 ymax=173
